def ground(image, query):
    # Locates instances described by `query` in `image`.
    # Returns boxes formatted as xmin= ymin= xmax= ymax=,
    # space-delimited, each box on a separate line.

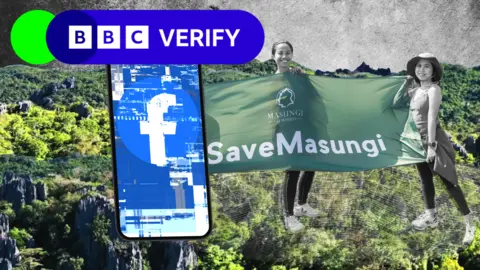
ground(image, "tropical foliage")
xmin=0 ymin=60 xmax=478 ymax=269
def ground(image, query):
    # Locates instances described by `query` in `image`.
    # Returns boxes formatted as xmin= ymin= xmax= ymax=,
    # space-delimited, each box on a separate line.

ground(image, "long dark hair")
xmin=271 ymin=41 xmax=294 ymax=56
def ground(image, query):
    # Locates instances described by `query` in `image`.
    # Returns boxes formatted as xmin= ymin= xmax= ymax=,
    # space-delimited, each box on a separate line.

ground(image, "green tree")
xmin=198 ymin=245 xmax=244 ymax=270
xmin=91 ymin=214 xmax=111 ymax=246
xmin=13 ymin=248 xmax=47 ymax=270
xmin=0 ymin=201 xmax=16 ymax=221
xmin=8 ymin=227 xmax=32 ymax=248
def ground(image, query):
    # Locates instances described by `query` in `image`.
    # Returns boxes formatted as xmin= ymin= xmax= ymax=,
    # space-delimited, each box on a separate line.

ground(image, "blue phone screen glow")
xmin=109 ymin=64 xmax=210 ymax=239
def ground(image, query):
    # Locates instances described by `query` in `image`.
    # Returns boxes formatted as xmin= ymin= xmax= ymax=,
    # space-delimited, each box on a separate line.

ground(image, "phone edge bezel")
xmin=106 ymin=64 xmax=214 ymax=241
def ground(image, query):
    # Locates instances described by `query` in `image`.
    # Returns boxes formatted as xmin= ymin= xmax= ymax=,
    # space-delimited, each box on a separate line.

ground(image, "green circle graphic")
xmin=10 ymin=10 xmax=56 ymax=65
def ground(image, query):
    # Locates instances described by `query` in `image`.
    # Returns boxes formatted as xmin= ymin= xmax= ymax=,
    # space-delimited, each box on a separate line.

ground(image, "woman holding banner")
xmin=271 ymin=41 xmax=320 ymax=233
xmin=393 ymin=52 xmax=475 ymax=246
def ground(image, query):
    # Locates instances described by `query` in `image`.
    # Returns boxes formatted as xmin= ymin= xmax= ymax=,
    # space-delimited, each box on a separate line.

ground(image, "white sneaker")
xmin=412 ymin=212 xmax=438 ymax=231
xmin=294 ymin=203 xmax=320 ymax=217
xmin=284 ymin=215 xmax=304 ymax=233
xmin=463 ymin=219 xmax=476 ymax=246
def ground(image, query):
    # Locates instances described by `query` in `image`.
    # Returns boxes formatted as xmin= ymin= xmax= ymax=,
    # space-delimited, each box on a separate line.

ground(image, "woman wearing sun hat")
xmin=393 ymin=52 xmax=476 ymax=246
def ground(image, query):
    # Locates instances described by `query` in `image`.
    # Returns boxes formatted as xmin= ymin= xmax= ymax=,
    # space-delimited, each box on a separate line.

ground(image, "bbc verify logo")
xmin=47 ymin=10 xmax=264 ymax=64
xmin=69 ymin=26 xmax=149 ymax=49
xmin=68 ymin=26 xmax=240 ymax=49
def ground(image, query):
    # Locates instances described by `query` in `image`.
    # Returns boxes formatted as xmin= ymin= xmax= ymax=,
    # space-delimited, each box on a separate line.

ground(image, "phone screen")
xmin=107 ymin=64 xmax=211 ymax=239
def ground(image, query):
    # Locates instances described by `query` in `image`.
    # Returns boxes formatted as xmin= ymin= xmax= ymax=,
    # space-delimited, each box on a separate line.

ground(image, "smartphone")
xmin=107 ymin=64 xmax=212 ymax=240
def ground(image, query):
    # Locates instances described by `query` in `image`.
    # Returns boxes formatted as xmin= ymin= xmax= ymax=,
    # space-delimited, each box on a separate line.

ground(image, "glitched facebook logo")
xmin=110 ymin=64 xmax=211 ymax=239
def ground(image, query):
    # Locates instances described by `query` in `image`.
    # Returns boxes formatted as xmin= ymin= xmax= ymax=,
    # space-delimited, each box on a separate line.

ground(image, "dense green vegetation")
xmin=0 ymin=65 xmax=108 ymax=108
xmin=0 ymin=60 xmax=478 ymax=269
xmin=0 ymin=105 xmax=110 ymax=160
xmin=439 ymin=64 xmax=480 ymax=137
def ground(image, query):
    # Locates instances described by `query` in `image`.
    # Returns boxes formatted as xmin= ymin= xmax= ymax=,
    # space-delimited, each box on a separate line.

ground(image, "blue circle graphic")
xmin=46 ymin=10 xmax=97 ymax=64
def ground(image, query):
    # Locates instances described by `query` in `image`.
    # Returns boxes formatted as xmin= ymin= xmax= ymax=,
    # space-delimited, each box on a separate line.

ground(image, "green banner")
xmin=204 ymin=72 xmax=427 ymax=173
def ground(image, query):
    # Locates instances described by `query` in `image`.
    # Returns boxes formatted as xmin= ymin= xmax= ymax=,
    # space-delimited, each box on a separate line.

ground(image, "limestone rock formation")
xmin=0 ymin=215 xmax=21 ymax=269
xmin=74 ymin=195 xmax=142 ymax=270
xmin=0 ymin=172 xmax=47 ymax=213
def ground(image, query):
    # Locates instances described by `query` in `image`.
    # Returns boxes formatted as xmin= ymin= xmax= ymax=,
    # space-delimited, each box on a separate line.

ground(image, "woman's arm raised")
xmin=392 ymin=76 xmax=415 ymax=108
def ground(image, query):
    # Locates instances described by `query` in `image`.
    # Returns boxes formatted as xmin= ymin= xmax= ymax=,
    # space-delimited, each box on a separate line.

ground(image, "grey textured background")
xmin=1 ymin=0 xmax=479 ymax=71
